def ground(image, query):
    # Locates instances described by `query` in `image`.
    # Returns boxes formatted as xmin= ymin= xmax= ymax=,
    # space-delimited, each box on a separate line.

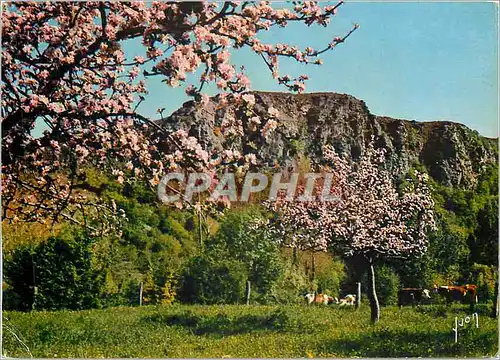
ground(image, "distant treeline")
xmin=3 ymin=164 xmax=498 ymax=311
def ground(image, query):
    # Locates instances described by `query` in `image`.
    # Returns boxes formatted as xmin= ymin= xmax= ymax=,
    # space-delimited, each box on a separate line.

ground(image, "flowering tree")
xmin=1 ymin=1 xmax=358 ymax=232
xmin=263 ymin=179 xmax=334 ymax=277
xmin=269 ymin=141 xmax=436 ymax=323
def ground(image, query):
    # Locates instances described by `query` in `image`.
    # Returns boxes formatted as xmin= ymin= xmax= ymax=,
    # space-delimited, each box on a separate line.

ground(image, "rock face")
xmin=164 ymin=91 xmax=498 ymax=188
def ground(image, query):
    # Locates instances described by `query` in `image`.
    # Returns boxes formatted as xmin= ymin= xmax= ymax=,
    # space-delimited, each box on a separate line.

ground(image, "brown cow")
xmin=305 ymin=293 xmax=338 ymax=305
xmin=434 ymin=284 xmax=478 ymax=305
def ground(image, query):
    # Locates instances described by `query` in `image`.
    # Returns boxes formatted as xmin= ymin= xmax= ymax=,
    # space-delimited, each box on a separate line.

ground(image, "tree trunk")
xmin=367 ymin=261 xmax=380 ymax=323
xmin=292 ymin=247 xmax=298 ymax=267
xmin=311 ymin=252 xmax=316 ymax=282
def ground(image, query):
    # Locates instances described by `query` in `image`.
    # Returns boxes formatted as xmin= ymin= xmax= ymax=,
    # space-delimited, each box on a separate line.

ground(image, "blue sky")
xmin=131 ymin=1 xmax=498 ymax=138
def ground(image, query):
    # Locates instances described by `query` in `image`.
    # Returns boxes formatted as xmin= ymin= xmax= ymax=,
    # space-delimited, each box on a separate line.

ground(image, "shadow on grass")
xmin=415 ymin=303 xmax=493 ymax=319
xmin=142 ymin=309 xmax=315 ymax=336
xmin=316 ymin=326 xmax=497 ymax=357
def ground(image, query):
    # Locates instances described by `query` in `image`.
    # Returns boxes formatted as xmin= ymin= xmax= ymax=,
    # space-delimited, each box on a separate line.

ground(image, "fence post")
xmin=492 ymin=280 xmax=498 ymax=318
xmin=32 ymin=286 xmax=38 ymax=311
xmin=356 ymin=282 xmax=361 ymax=309
xmin=246 ymin=280 xmax=251 ymax=305
xmin=139 ymin=281 xmax=143 ymax=306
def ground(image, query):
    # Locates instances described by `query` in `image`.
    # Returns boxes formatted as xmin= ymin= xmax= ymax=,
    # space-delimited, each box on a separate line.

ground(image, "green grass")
xmin=2 ymin=304 xmax=498 ymax=358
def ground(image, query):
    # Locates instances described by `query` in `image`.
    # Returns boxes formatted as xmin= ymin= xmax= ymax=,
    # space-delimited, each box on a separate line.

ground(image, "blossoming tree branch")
xmin=1 ymin=1 xmax=358 ymax=231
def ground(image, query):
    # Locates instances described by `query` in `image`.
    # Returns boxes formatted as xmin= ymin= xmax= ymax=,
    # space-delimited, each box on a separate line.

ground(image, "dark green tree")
xmin=4 ymin=230 xmax=104 ymax=311
xmin=208 ymin=207 xmax=283 ymax=300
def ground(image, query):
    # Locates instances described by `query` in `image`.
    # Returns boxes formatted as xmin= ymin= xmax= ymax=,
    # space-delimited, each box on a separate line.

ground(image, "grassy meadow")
xmin=2 ymin=303 xmax=498 ymax=358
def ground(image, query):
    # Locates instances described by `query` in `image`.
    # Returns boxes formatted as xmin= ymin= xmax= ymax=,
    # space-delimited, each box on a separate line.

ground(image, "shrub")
xmin=362 ymin=264 xmax=400 ymax=306
xmin=468 ymin=263 xmax=497 ymax=302
xmin=376 ymin=265 xmax=401 ymax=306
xmin=315 ymin=257 xmax=345 ymax=297
xmin=161 ymin=274 xmax=177 ymax=305
xmin=178 ymin=254 xmax=248 ymax=304
xmin=267 ymin=260 xmax=309 ymax=304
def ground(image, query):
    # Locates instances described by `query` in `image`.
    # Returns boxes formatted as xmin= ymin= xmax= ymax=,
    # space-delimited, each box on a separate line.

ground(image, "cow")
xmin=315 ymin=293 xmax=338 ymax=305
xmin=434 ymin=284 xmax=478 ymax=305
xmin=339 ymin=294 xmax=356 ymax=306
xmin=398 ymin=288 xmax=431 ymax=308
xmin=304 ymin=293 xmax=315 ymax=305
xmin=328 ymin=295 xmax=339 ymax=305
xmin=305 ymin=293 xmax=338 ymax=305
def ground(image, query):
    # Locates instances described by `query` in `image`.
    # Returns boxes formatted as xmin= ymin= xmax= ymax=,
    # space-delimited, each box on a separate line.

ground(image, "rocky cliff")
xmin=163 ymin=91 xmax=498 ymax=188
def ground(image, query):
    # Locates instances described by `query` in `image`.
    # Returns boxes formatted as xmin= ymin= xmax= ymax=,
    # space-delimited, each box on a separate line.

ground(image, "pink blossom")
xmin=242 ymin=93 xmax=256 ymax=106
xmin=245 ymin=153 xmax=257 ymax=165
xmin=217 ymin=79 xmax=228 ymax=89
xmin=295 ymin=81 xmax=306 ymax=93
xmin=261 ymin=119 xmax=278 ymax=138
xmin=129 ymin=66 xmax=140 ymax=79
xmin=48 ymin=102 xmax=64 ymax=113
xmin=267 ymin=106 xmax=280 ymax=117
xmin=39 ymin=70 xmax=50 ymax=79
xmin=134 ymin=55 xmax=145 ymax=64
xmin=201 ymin=93 xmax=210 ymax=106
xmin=237 ymin=74 xmax=251 ymax=89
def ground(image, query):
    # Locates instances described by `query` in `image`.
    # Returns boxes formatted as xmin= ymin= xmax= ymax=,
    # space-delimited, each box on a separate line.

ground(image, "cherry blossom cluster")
xmin=1 ymin=2 xmax=357 ymax=230
xmin=266 ymin=140 xmax=436 ymax=259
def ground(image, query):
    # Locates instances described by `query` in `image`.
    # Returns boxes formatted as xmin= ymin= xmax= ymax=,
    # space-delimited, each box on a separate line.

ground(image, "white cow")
xmin=305 ymin=292 xmax=316 ymax=305
xmin=339 ymin=294 xmax=356 ymax=306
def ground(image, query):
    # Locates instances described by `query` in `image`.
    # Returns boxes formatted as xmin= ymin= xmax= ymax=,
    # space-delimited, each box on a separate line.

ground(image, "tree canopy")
xmin=2 ymin=1 xmax=357 ymax=230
